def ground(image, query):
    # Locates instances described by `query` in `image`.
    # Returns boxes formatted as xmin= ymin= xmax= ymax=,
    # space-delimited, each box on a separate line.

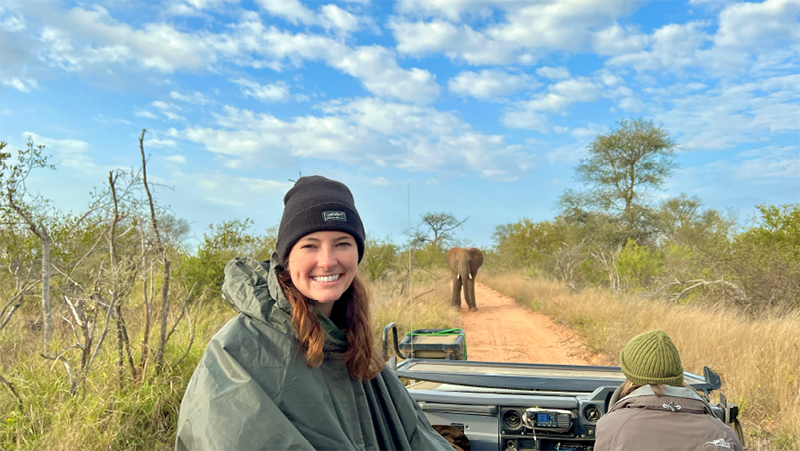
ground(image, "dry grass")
xmin=0 ymin=270 xmax=455 ymax=450
xmin=481 ymin=272 xmax=800 ymax=451
xmin=366 ymin=269 xmax=458 ymax=345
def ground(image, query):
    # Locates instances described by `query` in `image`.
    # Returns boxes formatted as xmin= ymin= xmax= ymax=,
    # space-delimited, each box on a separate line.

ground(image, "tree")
xmin=407 ymin=212 xmax=468 ymax=249
xmin=729 ymin=204 xmax=800 ymax=309
xmin=360 ymin=236 xmax=397 ymax=281
xmin=565 ymin=118 xmax=678 ymax=235
xmin=0 ymin=139 xmax=56 ymax=352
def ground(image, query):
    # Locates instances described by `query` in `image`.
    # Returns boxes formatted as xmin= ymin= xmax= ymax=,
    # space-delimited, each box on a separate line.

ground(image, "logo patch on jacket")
xmin=705 ymin=438 xmax=732 ymax=448
xmin=323 ymin=211 xmax=347 ymax=222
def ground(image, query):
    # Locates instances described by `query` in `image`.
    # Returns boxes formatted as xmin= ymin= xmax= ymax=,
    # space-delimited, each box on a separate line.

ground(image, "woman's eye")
xmin=337 ymin=242 xmax=352 ymax=247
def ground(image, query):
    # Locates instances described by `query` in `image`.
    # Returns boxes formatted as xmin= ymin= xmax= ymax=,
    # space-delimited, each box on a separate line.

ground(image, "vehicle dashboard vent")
xmin=584 ymin=405 xmax=602 ymax=423
xmin=503 ymin=410 xmax=522 ymax=430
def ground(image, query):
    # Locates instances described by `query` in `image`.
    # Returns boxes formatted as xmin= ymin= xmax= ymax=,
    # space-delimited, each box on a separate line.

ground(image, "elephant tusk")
xmin=469 ymin=273 xmax=473 ymax=280
xmin=457 ymin=273 xmax=460 ymax=280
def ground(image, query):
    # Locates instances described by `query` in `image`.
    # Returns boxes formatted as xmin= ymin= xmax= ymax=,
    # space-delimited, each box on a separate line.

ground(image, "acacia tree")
xmin=407 ymin=212 xmax=468 ymax=249
xmin=564 ymin=118 xmax=678 ymax=237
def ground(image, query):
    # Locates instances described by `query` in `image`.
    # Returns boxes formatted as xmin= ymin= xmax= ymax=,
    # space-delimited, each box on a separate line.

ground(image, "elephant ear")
xmin=467 ymin=248 xmax=483 ymax=275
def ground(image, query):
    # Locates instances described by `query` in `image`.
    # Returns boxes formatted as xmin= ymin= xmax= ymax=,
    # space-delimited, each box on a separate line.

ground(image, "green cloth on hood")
xmin=175 ymin=256 xmax=453 ymax=451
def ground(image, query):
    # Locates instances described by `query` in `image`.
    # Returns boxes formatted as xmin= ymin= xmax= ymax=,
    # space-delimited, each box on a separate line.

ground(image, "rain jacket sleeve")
xmin=175 ymin=331 xmax=315 ymax=451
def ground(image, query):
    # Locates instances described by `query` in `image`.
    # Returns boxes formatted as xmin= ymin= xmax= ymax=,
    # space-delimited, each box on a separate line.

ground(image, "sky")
xmin=1 ymin=0 xmax=798 ymax=249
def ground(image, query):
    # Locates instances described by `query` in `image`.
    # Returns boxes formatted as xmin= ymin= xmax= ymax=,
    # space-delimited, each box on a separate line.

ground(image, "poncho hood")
xmin=220 ymin=256 xmax=347 ymax=352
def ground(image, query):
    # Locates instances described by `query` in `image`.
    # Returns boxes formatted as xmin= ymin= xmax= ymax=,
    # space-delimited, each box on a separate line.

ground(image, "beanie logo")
xmin=323 ymin=211 xmax=347 ymax=222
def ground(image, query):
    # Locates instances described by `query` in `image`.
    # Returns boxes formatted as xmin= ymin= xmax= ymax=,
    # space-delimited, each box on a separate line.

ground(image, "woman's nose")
xmin=317 ymin=245 xmax=337 ymax=268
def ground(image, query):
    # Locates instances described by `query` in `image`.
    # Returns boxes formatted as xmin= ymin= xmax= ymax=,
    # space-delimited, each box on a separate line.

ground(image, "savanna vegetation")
xmin=1 ymin=119 xmax=797 ymax=449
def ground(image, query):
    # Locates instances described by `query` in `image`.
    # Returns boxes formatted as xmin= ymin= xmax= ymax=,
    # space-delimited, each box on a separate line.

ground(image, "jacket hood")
xmin=221 ymin=256 xmax=347 ymax=351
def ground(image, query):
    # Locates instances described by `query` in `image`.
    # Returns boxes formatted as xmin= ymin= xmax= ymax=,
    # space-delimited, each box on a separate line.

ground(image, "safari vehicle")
xmin=382 ymin=324 xmax=743 ymax=451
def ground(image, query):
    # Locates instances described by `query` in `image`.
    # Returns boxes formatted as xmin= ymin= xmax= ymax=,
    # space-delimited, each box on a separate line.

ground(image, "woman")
xmin=595 ymin=330 xmax=743 ymax=451
xmin=176 ymin=176 xmax=453 ymax=450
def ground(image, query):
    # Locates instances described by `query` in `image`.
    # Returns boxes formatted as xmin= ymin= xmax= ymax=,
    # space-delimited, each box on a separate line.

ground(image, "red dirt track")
xmin=457 ymin=283 xmax=603 ymax=365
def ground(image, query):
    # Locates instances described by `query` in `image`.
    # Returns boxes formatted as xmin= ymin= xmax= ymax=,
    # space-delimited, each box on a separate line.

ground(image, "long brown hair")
xmin=276 ymin=265 xmax=383 ymax=380
xmin=620 ymin=380 xmax=700 ymax=398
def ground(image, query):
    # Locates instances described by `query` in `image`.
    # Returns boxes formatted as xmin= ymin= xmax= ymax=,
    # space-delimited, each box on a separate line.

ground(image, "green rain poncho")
xmin=176 ymin=257 xmax=453 ymax=451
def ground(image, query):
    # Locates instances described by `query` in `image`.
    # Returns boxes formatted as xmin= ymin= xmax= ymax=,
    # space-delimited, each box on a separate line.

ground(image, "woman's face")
xmin=287 ymin=231 xmax=359 ymax=306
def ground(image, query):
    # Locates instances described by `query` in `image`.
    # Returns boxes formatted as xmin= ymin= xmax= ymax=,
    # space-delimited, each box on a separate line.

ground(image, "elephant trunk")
xmin=458 ymin=260 xmax=470 ymax=281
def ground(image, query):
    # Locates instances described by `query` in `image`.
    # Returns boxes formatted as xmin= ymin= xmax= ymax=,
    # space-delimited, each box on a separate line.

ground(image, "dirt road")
xmin=457 ymin=283 xmax=603 ymax=365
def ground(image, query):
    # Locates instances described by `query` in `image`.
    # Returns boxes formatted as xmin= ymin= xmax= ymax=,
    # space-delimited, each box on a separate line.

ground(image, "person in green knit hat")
xmin=595 ymin=330 xmax=743 ymax=451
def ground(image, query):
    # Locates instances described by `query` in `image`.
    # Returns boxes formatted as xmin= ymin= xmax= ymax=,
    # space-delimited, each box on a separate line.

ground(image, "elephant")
xmin=446 ymin=247 xmax=484 ymax=311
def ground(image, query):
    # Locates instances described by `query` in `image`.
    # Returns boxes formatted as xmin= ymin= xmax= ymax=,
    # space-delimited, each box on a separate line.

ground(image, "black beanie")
xmin=276 ymin=176 xmax=365 ymax=266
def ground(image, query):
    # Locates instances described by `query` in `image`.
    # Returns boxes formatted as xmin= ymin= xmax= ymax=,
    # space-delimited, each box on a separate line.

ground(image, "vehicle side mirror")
xmin=703 ymin=366 xmax=721 ymax=391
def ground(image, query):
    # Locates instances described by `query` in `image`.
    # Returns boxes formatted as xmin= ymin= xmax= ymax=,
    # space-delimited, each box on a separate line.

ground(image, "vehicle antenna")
xmin=408 ymin=181 xmax=413 ymax=356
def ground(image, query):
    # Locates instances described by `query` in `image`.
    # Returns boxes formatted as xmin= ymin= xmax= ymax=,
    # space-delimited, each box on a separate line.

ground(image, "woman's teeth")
xmin=312 ymin=274 xmax=341 ymax=282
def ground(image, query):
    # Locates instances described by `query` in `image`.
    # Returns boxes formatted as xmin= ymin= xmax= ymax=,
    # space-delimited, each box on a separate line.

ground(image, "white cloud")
xmin=330 ymin=45 xmax=441 ymax=103
xmin=607 ymin=0 xmax=800 ymax=75
xmin=501 ymin=73 xmax=610 ymax=131
xmin=163 ymin=111 xmax=187 ymax=121
xmin=506 ymin=77 xmax=601 ymax=124
xmin=1 ymin=76 xmax=38 ymax=92
xmin=618 ymin=96 xmax=644 ymax=112
xmin=16 ymin=6 xmax=438 ymax=103
xmin=165 ymin=0 xmax=239 ymax=16
xmin=171 ymin=170 xmax=293 ymax=207
xmin=391 ymin=0 xmax=645 ymax=65
xmin=254 ymin=0 xmax=362 ymax=34
xmin=170 ymin=90 xmax=212 ymax=105
xmin=213 ymin=16 xmax=441 ymax=103
xmin=668 ymin=145 xmax=800 ymax=207
xmin=395 ymin=0 xmax=498 ymax=20
xmin=591 ymin=22 xmax=648 ymax=56
xmin=1 ymin=8 xmax=26 ymax=32
xmin=607 ymin=21 xmax=710 ymax=72
xmin=152 ymin=100 xmax=181 ymax=111
xmin=448 ymin=69 xmax=531 ymax=99
xmin=177 ymin=98 xmax=535 ymax=180
xmin=656 ymin=74 xmax=800 ymax=151
xmin=536 ymin=66 xmax=571 ymax=80
xmin=135 ymin=110 xmax=158 ymax=119
xmin=389 ymin=19 xmax=517 ymax=65
xmin=22 ymin=132 xmax=94 ymax=172
xmin=165 ymin=154 xmax=186 ymax=163
xmin=232 ymin=78 xmax=290 ymax=102
xmin=35 ymin=7 xmax=217 ymax=73
xmin=93 ymin=114 xmax=132 ymax=125
xmin=146 ymin=139 xmax=178 ymax=148
xmin=500 ymin=109 xmax=549 ymax=132
xmin=713 ymin=0 xmax=800 ymax=51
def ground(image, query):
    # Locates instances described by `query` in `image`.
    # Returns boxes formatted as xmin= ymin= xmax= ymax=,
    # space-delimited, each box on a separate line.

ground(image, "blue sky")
xmin=1 ymin=0 xmax=798 ymax=248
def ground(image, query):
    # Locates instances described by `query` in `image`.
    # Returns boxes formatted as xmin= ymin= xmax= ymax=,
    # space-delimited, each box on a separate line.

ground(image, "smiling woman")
xmin=175 ymin=175 xmax=454 ymax=450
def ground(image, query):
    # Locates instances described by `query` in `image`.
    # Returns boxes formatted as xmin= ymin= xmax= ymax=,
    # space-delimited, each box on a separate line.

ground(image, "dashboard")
xmin=398 ymin=359 xmax=720 ymax=451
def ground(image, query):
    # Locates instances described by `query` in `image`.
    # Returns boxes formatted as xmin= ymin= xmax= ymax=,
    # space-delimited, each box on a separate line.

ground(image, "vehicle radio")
xmin=523 ymin=408 xmax=574 ymax=433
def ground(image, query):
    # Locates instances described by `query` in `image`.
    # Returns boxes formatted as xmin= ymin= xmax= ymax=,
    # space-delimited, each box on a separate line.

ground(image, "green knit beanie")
xmin=619 ymin=330 xmax=684 ymax=387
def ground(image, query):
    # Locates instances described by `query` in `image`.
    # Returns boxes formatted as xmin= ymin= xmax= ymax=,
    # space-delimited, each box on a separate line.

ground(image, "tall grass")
xmin=0 ymin=271 xmax=454 ymax=450
xmin=481 ymin=272 xmax=800 ymax=451
xmin=368 ymin=269 xmax=457 ymax=342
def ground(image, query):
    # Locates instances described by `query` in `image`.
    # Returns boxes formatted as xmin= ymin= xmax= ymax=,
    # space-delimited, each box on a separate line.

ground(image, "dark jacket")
xmin=176 ymin=257 xmax=453 ymax=451
xmin=595 ymin=385 xmax=743 ymax=451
